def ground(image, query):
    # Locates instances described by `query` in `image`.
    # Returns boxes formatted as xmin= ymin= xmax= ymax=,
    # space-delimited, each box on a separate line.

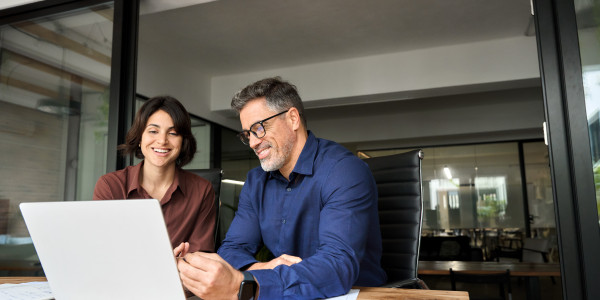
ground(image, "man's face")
xmin=239 ymin=98 xmax=296 ymax=172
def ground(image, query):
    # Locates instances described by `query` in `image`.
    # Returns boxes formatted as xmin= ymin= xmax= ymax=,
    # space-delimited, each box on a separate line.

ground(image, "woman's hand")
xmin=173 ymin=242 xmax=190 ymax=258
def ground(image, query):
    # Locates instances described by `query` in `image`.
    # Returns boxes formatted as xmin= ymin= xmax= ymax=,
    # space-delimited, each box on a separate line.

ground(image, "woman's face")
xmin=140 ymin=109 xmax=183 ymax=169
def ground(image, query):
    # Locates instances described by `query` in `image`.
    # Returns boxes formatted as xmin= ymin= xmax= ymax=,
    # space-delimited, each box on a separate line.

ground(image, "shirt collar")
xmin=127 ymin=162 xmax=143 ymax=196
xmin=266 ymin=131 xmax=317 ymax=180
xmin=126 ymin=161 xmax=183 ymax=198
xmin=291 ymin=130 xmax=318 ymax=176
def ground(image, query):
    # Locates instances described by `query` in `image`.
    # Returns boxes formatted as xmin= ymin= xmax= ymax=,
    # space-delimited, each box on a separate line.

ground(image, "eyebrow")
xmin=147 ymin=124 xmax=176 ymax=130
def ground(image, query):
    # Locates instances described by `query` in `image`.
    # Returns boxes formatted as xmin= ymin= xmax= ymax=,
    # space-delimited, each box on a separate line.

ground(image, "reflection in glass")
xmin=575 ymin=0 xmax=600 ymax=225
xmin=361 ymin=142 xmax=555 ymax=232
xmin=0 ymin=3 xmax=114 ymax=275
xmin=361 ymin=142 xmax=557 ymax=261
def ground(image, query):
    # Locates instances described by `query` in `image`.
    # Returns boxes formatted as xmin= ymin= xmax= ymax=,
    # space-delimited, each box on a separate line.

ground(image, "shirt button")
xmin=287 ymin=188 xmax=292 ymax=192
xmin=282 ymin=219 xmax=286 ymax=224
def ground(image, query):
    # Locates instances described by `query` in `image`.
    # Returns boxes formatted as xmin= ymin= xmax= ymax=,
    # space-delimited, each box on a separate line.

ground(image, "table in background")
xmin=0 ymin=277 xmax=469 ymax=300
xmin=418 ymin=260 xmax=560 ymax=300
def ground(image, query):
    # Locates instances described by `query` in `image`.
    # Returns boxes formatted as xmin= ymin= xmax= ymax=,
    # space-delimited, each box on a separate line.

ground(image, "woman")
xmin=93 ymin=96 xmax=216 ymax=253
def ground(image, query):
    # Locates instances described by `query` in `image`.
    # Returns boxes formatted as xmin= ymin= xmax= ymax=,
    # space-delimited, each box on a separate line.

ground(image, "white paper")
xmin=0 ymin=282 xmax=53 ymax=300
xmin=322 ymin=288 xmax=360 ymax=300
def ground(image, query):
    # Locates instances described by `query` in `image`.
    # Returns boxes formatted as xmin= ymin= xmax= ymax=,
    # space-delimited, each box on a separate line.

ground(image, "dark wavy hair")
xmin=231 ymin=76 xmax=307 ymax=128
xmin=118 ymin=96 xmax=197 ymax=167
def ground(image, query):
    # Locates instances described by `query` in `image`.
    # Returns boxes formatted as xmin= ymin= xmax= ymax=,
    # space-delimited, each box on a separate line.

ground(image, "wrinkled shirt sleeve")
xmin=218 ymin=174 xmax=264 ymax=269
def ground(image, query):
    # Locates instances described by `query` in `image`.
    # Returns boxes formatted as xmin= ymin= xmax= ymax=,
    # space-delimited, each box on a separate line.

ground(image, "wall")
xmin=210 ymin=36 xmax=539 ymax=110
xmin=0 ymin=101 xmax=67 ymax=236
xmin=136 ymin=44 xmax=240 ymax=130
xmin=309 ymin=87 xmax=544 ymax=146
xmin=137 ymin=36 xmax=543 ymax=146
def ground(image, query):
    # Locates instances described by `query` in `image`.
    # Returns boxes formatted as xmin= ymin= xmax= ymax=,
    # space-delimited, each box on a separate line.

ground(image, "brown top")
xmin=93 ymin=162 xmax=216 ymax=252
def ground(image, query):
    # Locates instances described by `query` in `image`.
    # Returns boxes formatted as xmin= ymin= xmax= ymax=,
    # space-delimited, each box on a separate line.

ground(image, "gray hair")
xmin=231 ymin=77 xmax=307 ymax=128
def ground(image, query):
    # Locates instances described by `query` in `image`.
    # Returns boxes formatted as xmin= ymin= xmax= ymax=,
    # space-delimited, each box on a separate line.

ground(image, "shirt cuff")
xmin=247 ymin=269 xmax=282 ymax=299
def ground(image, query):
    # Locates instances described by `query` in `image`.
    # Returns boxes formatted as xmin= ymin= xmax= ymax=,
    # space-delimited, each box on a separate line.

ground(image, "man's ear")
xmin=288 ymin=107 xmax=301 ymax=131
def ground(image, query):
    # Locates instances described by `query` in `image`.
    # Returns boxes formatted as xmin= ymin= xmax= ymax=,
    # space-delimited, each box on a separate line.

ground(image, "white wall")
xmin=309 ymin=87 xmax=544 ymax=146
xmin=137 ymin=35 xmax=543 ymax=146
xmin=136 ymin=45 xmax=240 ymax=129
xmin=211 ymin=36 xmax=539 ymax=111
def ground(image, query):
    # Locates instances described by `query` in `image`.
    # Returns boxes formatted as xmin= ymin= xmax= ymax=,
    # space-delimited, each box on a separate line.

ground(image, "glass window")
xmin=219 ymin=127 xmax=259 ymax=239
xmin=575 ymin=0 xmax=600 ymax=225
xmin=0 ymin=2 xmax=114 ymax=275
xmin=360 ymin=141 xmax=557 ymax=261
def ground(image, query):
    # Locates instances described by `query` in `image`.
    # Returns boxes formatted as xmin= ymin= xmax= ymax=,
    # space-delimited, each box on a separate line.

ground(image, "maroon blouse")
xmin=93 ymin=162 xmax=216 ymax=252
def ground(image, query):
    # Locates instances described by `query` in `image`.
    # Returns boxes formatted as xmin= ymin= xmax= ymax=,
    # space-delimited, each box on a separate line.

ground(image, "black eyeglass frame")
xmin=237 ymin=109 xmax=290 ymax=145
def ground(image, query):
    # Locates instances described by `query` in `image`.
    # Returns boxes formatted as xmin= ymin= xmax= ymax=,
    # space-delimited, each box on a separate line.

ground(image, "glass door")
xmin=574 ymin=0 xmax=600 ymax=227
xmin=533 ymin=0 xmax=600 ymax=298
xmin=0 ymin=2 xmax=114 ymax=275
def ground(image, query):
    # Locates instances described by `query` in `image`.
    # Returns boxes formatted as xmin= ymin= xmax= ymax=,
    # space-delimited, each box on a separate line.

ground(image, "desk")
xmin=355 ymin=287 xmax=468 ymax=299
xmin=418 ymin=261 xmax=560 ymax=300
xmin=0 ymin=277 xmax=469 ymax=300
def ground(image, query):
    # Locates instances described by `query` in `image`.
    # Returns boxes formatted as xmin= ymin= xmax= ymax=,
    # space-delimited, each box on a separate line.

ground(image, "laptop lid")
xmin=20 ymin=199 xmax=186 ymax=300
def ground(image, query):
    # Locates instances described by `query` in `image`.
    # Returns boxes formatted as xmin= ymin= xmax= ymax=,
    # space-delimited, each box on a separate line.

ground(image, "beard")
xmin=256 ymin=136 xmax=295 ymax=172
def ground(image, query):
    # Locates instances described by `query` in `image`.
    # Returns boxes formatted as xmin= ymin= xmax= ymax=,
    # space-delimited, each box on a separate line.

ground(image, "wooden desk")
xmin=355 ymin=286 xmax=468 ymax=299
xmin=418 ymin=261 xmax=560 ymax=300
xmin=0 ymin=277 xmax=469 ymax=299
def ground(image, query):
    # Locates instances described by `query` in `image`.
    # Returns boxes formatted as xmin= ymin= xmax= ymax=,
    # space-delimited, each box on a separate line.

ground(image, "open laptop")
xmin=20 ymin=199 xmax=187 ymax=300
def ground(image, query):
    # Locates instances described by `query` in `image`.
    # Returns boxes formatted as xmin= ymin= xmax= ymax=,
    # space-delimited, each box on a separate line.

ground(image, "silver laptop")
xmin=20 ymin=199 xmax=186 ymax=300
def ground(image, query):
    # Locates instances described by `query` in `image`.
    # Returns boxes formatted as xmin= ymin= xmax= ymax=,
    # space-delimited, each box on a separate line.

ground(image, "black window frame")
xmin=533 ymin=1 xmax=600 ymax=299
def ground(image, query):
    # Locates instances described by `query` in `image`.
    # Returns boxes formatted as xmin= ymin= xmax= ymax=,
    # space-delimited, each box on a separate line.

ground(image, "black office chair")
xmin=450 ymin=268 xmax=513 ymax=300
xmin=363 ymin=149 xmax=427 ymax=289
xmin=187 ymin=168 xmax=223 ymax=251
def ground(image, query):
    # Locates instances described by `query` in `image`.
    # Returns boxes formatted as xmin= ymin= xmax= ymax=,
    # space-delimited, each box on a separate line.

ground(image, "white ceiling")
xmin=139 ymin=0 xmax=534 ymax=76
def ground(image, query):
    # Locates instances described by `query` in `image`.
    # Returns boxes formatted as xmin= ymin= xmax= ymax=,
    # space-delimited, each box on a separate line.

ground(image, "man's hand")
xmin=247 ymin=254 xmax=302 ymax=270
xmin=178 ymin=252 xmax=244 ymax=300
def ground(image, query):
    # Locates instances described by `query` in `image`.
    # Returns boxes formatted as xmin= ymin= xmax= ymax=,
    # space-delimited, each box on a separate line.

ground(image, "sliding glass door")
xmin=0 ymin=0 xmax=137 ymax=276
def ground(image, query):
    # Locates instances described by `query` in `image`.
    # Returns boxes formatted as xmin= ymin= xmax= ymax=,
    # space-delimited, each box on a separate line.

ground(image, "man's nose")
xmin=248 ymin=134 xmax=261 ymax=149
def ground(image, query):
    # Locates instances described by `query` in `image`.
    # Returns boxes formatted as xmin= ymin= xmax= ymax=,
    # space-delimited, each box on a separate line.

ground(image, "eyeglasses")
xmin=237 ymin=109 xmax=289 ymax=145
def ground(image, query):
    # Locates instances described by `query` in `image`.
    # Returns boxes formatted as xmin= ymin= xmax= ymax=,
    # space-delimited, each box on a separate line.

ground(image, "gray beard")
xmin=259 ymin=138 xmax=294 ymax=172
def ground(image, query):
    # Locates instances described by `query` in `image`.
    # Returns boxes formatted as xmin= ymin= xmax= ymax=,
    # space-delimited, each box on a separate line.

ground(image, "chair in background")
xmin=420 ymin=235 xmax=474 ymax=261
xmin=521 ymin=238 xmax=550 ymax=263
xmin=494 ymin=246 xmax=523 ymax=263
xmin=450 ymin=268 xmax=512 ymax=300
xmin=363 ymin=149 xmax=427 ymax=289
xmin=187 ymin=168 xmax=223 ymax=251
xmin=494 ymin=237 xmax=551 ymax=263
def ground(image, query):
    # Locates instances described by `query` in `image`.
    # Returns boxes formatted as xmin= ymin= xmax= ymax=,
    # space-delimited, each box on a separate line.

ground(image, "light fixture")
xmin=222 ymin=179 xmax=245 ymax=186
xmin=36 ymin=98 xmax=81 ymax=115
xmin=36 ymin=47 xmax=80 ymax=116
xmin=443 ymin=166 xmax=452 ymax=180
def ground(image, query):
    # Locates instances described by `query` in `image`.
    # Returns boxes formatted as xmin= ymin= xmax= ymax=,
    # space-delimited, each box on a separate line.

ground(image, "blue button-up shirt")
xmin=218 ymin=132 xmax=387 ymax=299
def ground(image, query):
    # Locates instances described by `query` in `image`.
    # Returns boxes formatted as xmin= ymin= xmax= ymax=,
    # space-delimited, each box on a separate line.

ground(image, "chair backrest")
xmin=450 ymin=268 xmax=512 ymax=300
xmin=522 ymin=237 xmax=550 ymax=263
xmin=363 ymin=149 xmax=424 ymax=284
xmin=420 ymin=236 xmax=473 ymax=261
xmin=186 ymin=168 xmax=223 ymax=250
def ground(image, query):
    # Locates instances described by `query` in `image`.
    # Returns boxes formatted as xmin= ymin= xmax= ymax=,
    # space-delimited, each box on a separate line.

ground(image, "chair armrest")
xmin=381 ymin=278 xmax=429 ymax=289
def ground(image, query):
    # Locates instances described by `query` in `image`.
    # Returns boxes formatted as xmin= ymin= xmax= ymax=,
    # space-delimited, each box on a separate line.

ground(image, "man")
xmin=177 ymin=77 xmax=387 ymax=299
